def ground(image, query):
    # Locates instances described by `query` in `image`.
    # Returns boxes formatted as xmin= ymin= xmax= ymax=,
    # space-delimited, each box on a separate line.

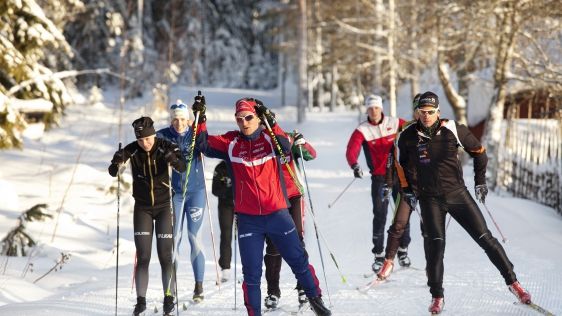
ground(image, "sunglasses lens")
xmin=421 ymin=110 xmax=436 ymax=115
xmin=171 ymin=103 xmax=187 ymax=110
xmin=236 ymin=114 xmax=255 ymax=122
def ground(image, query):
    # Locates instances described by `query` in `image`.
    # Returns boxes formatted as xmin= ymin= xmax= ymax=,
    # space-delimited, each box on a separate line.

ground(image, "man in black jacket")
xmin=396 ymin=91 xmax=531 ymax=314
xmin=108 ymin=116 xmax=186 ymax=316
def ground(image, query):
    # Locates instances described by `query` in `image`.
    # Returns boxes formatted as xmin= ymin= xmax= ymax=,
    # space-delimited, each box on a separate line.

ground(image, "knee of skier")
xmin=476 ymin=231 xmax=498 ymax=249
xmin=137 ymin=252 xmax=151 ymax=266
xmin=429 ymin=237 xmax=446 ymax=252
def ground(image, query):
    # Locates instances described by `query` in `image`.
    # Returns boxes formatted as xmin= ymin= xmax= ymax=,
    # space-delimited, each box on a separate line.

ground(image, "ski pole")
xmin=233 ymin=215 xmax=238 ymax=311
xmin=130 ymin=253 xmax=137 ymax=294
xmin=169 ymin=190 xmax=179 ymax=316
xmin=481 ymin=202 xmax=508 ymax=243
xmin=200 ymin=154 xmax=221 ymax=288
xmin=115 ymin=142 xmax=122 ymax=316
xmin=166 ymin=96 xmax=201 ymax=296
xmin=261 ymin=117 xmax=303 ymax=194
xmin=298 ymin=146 xmax=332 ymax=306
xmin=304 ymin=202 xmax=348 ymax=285
xmin=327 ymin=178 xmax=357 ymax=208
xmin=445 ymin=215 xmax=452 ymax=231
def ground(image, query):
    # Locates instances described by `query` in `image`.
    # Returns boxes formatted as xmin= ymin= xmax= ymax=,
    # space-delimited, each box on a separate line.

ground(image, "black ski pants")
xmin=371 ymin=175 xmax=408 ymax=255
xmin=133 ymin=203 xmax=174 ymax=298
xmin=264 ymin=195 xmax=306 ymax=297
xmin=218 ymin=197 xmax=235 ymax=270
xmin=420 ymin=187 xmax=517 ymax=298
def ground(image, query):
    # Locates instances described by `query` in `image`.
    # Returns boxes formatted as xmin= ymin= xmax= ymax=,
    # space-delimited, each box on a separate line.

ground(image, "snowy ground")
xmin=0 ymin=86 xmax=561 ymax=315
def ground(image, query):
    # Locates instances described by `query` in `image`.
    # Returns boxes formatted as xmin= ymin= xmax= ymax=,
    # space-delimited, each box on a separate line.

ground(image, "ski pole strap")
xmin=262 ymin=116 xmax=304 ymax=194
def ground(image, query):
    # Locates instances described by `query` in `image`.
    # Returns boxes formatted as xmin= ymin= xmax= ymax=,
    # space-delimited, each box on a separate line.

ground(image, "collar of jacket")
xmin=239 ymin=126 xmax=263 ymax=141
xmin=367 ymin=113 xmax=384 ymax=125
xmin=417 ymin=118 xmax=441 ymax=138
xmin=169 ymin=125 xmax=188 ymax=137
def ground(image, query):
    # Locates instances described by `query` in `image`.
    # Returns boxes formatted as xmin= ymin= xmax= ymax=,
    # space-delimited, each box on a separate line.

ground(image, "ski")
xmin=363 ymin=265 xmax=423 ymax=278
xmin=356 ymin=277 xmax=387 ymax=293
xmin=263 ymin=307 xmax=280 ymax=314
xmin=278 ymin=303 xmax=309 ymax=315
xmin=514 ymin=302 xmax=555 ymax=316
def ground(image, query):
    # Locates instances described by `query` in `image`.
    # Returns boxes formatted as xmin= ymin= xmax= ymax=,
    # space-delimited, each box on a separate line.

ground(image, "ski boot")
xmin=162 ymin=295 xmax=175 ymax=316
xmin=428 ymin=297 xmax=444 ymax=314
xmin=192 ymin=281 xmax=204 ymax=303
xmin=397 ymin=247 xmax=411 ymax=267
xmin=371 ymin=253 xmax=385 ymax=273
xmin=264 ymin=294 xmax=279 ymax=309
xmin=297 ymin=288 xmax=308 ymax=305
xmin=132 ymin=296 xmax=146 ymax=316
xmin=508 ymin=281 xmax=531 ymax=304
xmin=220 ymin=268 xmax=230 ymax=283
xmin=308 ymin=296 xmax=331 ymax=316
xmin=377 ymin=259 xmax=394 ymax=280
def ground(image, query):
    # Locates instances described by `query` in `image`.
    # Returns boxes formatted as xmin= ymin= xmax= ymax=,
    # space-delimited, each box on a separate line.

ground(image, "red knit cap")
xmin=235 ymin=98 xmax=257 ymax=114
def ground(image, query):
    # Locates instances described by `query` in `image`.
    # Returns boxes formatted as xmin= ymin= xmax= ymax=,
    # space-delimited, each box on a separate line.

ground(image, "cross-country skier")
xmin=108 ymin=116 xmax=186 ymax=316
xmin=396 ymin=91 xmax=532 ymax=314
xmin=193 ymin=95 xmax=331 ymax=316
xmin=346 ymin=94 xmax=408 ymax=273
xmin=157 ymin=102 xmax=206 ymax=303
xmin=377 ymin=93 xmax=427 ymax=279
xmin=263 ymin=131 xmax=317 ymax=310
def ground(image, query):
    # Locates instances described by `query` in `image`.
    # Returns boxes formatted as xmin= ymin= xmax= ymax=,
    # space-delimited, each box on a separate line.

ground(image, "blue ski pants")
xmin=237 ymin=210 xmax=321 ymax=316
xmin=172 ymin=189 xmax=206 ymax=282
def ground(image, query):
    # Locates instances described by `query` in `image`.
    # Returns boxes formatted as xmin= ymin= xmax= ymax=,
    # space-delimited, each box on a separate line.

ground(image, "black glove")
xmin=192 ymin=94 xmax=206 ymax=123
xmin=111 ymin=150 xmax=125 ymax=165
xmin=164 ymin=150 xmax=179 ymax=165
xmin=402 ymin=188 xmax=417 ymax=209
xmin=381 ymin=184 xmax=392 ymax=202
xmin=254 ymin=99 xmax=276 ymax=127
xmin=352 ymin=163 xmax=363 ymax=179
xmin=475 ymin=184 xmax=488 ymax=203
xmin=293 ymin=132 xmax=305 ymax=146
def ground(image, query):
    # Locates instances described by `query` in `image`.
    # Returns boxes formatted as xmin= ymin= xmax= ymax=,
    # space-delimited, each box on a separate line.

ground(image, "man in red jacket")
xmin=346 ymin=94 xmax=406 ymax=273
xmin=194 ymin=96 xmax=331 ymax=316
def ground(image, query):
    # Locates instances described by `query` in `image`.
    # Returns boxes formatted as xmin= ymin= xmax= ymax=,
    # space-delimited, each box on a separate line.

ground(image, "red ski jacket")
xmin=346 ymin=114 xmax=405 ymax=176
xmin=197 ymin=122 xmax=291 ymax=215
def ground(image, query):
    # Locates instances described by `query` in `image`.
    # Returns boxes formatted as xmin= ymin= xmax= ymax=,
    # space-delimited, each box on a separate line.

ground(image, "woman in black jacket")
xmin=109 ymin=116 xmax=186 ymax=316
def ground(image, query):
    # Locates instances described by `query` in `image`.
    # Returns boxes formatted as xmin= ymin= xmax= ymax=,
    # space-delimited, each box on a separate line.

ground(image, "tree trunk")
xmin=388 ymin=0 xmax=397 ymax=117
xmin=437 ymin=59 xmax=467 ymax=125
xmin=484 ymin=2 xmax=519 ymax=189
xmin=297 ymin=0 xmax=307 ymax=123
xmin=330 ymin=62 xmax=337 ymax=112
xmin=314 ymin=0 xmax=323 ymax=111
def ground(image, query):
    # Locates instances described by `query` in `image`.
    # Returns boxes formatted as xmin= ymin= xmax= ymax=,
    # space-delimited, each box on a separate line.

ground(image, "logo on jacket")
xmin=417 ymin=143 xmax=430 ymax=164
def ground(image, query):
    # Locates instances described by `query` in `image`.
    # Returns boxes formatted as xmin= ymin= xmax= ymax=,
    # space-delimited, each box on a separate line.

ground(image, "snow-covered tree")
xmin=0 ymin=0 xmax=75 ymax=148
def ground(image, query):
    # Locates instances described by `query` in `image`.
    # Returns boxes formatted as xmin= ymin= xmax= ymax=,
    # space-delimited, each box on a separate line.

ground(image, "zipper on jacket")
xmin=147 ymin=152 xmax=155 ymax=206
xmin=249 ymin=139 xmax=263 ymax=214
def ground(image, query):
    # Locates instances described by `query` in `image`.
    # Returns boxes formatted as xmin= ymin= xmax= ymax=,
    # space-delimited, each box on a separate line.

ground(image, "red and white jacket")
xmin=197 ymin=121 xmax=291 ymax=215
xmin=346 ymin=114 xmax=405 ymax=176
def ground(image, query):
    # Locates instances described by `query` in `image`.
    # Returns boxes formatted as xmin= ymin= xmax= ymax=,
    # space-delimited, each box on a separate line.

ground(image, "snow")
xmin=0 ymin=87 xmax=561 ymax=315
